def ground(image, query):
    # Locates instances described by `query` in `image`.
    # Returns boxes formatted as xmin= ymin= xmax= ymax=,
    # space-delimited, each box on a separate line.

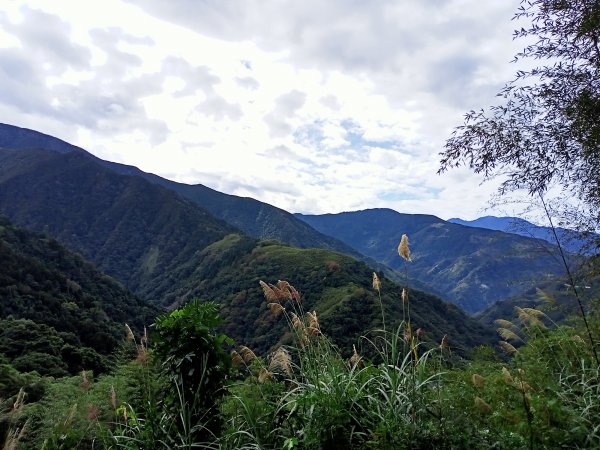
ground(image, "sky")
xmin=0 ymin=0 xmax=527 ymax=220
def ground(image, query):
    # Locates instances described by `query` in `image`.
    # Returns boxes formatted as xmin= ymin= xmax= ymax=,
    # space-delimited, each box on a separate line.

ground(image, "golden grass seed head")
xmin=440 ymin=334 xmax=449 ymax=349
xmin=231 ymin=350 xmax=244 ymax=367
xmin=471 ymin=373 xmax=486 ymax=388
xmin=269 ymin=347 xmax=292 ymax=376
xmin=258 ymin=367 xmax=274 ymax=383
xmin=502 ymin=367 xmax=514 ymax=384
xmin=289 ymin=285 xmax=301 ymax=303
xmin=398 ymin=234 xmax=412 ymax=261
xmin=372 ymin=272 xmax=381 ymax=291
xmin=497 ymin=327 xmax=523 ymax=343
xmin=110 ymin=385 xmax=117 ymax=410
xmin=499 ymin=340 xmax=518 ymax=354
xmin=404 ymin=325 xmax=412 ymax=342
xmin=3 ymin=420 xmax=28 ymax=450
xmin=494 ymin=318 xmax=519 ymax=333
xmin=474 ymin=396 xmax=492 ymax=414
xmin=276 ymin=279 xmax=291 ymax=292
xmin=239 ymin=346 xmax=257 ymax=363
xmin=268 ymin=302 xmax=285 ymax=316
xmin=87 ymin=403 xmax=100 ymax=421
xmin=536 ymin=287 xmax=558 ymax=306
xmin=125 ymin=324 xmax=135 ymax=342
xmin=401 ymin=288 xmax=408 ymax=304
xmin=307 ymin=326 xmax=321 ymax=336
xmin=140 ymin=327 xmax=148 ymax=347
xmin=12 ymin=388 xmax=25 ymax=413
xmin=307 ymin=311 xmax=319 ymax=330
xmin=260 ymin=280 xmax=280 ymax=302
xmin=522 ymin=307 xmax=547 ymax=319
xmin=136 ymin=345 xmax=149 ymax=365
xmin=80 ymin=370 xmax=91 ymax=390
xmin=291 ymin=313 xmax=303 ymax=330
xmin=349 ymin=344 xmax=362 ymax=368
xmin=515 ymin=306 xmax=545 ymax=328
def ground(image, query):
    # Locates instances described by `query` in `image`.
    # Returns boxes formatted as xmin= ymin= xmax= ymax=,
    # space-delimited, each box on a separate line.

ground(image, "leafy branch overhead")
xmin=440 ymin=0 xmax=600 ymax=217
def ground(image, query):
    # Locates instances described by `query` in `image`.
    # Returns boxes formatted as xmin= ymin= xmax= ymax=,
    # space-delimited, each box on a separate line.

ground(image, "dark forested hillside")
xmin=0 ymin=123 xmax=362 ymax=258
xmin=0 ymin=147 xmax=238 ymax=303
xmin=0 ymin=216 xmax=156 ymax=376
xmin=0 ymin=123 xmax=81 ymax=154
xmin=297 ymin=209 xmax=570 ymax=314
xmin=0 ymin=146 xmax=496 ymax=355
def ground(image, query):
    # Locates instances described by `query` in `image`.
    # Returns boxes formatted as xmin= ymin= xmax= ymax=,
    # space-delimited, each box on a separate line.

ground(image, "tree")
xmin=439 ymin=0 xmax=600 ymax=231
xmin=153 ymin=299 xmax=232 ymax=444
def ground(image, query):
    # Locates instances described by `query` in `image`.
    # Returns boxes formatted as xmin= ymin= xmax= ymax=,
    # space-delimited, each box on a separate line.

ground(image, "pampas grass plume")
xmin=474 ymin=396 xmax=492 ymax=414
xmin=372 ymin=272 xmax=381 ymax=291
xmin=398 ymin=234 xmax=412 ymax=261
xmin=268 ymin=302 xmax=285 ymax=315
xmin=472 ymin=373 xmax=485 ymax=388
xmin=401 ymin=288 xmax=408 ymax=304
xmin=497 ymin=327 xmax=523 ymax=343
xmin=239 ymin=346 xmax=257 ymax=363
xmin=499 ymin=340 xmax=518 ymax=354
xmin=269 ymin=347 xmax=292 ymax=376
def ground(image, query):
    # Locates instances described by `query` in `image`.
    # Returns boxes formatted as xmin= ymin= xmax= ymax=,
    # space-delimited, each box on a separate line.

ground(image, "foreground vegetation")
xmin=2 ymin=259 xmax=598 ymax=449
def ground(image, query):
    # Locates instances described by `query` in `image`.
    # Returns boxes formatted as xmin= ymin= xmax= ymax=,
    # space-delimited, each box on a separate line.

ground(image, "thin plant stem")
xmin=539 ymin=193 xmax=599 ymax=365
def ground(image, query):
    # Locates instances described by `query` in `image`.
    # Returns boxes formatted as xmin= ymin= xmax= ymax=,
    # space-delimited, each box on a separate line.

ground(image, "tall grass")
xmin=5 ymin=231 xmax=600 ymax=449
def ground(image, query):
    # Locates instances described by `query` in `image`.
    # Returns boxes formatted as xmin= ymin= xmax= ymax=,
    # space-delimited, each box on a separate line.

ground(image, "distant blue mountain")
xmin=447 ymin=216 xmax=593 ymax=254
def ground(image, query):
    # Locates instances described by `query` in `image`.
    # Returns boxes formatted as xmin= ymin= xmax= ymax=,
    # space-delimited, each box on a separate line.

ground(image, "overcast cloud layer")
xmin=0 ymin=1 xmax=524 ymax=219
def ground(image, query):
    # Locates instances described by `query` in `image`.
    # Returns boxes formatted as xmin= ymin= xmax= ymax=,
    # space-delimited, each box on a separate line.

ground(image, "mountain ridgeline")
xmin=0 ymin=123 xmax=362 ymax=257
xmin=448 ymin=216 xmax=596 ymax=255
xmin=0 ymin=123 xmax=577 ymax=318
xmin=296 ymin=209 xmax=570 ymax=314
xmin=0 ymin=147 xmax=238 ymax=305
xmin=0 ymin=124 xmax=501 ymax=356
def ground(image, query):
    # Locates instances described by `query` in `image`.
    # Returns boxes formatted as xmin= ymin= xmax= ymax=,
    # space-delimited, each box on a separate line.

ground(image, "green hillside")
xmin=0 ymin=147 xmax=237 ymax=304
xmin=0 ymin=148 xmax=496 ymax=356
xmin=0 ymin=123 xmax=362 ymax=257
xmin=0 ymin=123 xmax=438 ymax=297
xmin=177 ymin=234 xmax=497 ymax=355
xmin=298 ymin=209 xmax=570 ymax=314
xmin=0 ymin=216 xmax=156 ymax=376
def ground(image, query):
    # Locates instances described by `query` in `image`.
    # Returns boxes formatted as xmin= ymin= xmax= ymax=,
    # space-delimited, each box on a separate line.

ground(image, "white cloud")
xmin=0 ymin=0 xmax=527 ymax=220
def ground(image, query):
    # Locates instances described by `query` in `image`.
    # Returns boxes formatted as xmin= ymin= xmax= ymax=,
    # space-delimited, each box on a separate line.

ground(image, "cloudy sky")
xmin=0 ymin=0 xmax=526 ymax=219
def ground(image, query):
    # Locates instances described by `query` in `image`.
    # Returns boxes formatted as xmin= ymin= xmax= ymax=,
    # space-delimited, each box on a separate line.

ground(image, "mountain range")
xmin=0 ymin=122 xmax=583 ymax=356
xmin=297 ymin=209 xmax=570 ymax=313
xmin=0 ymin=123 xmax=498 ymax=357
xmin=449 ymin=216 xmax=594 ymax=255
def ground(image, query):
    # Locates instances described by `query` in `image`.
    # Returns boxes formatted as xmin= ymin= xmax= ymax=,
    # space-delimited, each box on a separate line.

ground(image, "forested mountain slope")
xmin=297 ymin=209 xmax=569 ymax=314
xmin=0 ymin=147 xmax=237 ymax=304
xmin=0 ymin=216 xmax=156 ymax=376
xmin=0 ymin=148 xmax=495 ymax=354
xmin=0 ymin=123 xmax=362 ymax=257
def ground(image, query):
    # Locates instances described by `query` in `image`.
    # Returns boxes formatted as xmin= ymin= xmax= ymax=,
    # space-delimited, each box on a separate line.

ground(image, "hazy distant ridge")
xmin=448 ymin=216 xmax=593 ymax=254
